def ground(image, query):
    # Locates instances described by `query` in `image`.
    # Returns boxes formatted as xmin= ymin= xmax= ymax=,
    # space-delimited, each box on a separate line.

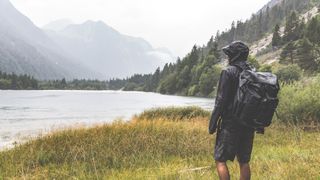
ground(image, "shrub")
xmin=276 ymin=76 xmax=320 ymax=125
xmin=247 ymin=55 xmax=260 ymax=70
xmin=123 ymin=82 xmax=139 ymax=91
xmin=275 ymin=64 xmax=302 ymax=83
xmin=259 ymin=64 xmax=273 ymax=72
xmin=187 ymin=85 xmax=198 ymax=96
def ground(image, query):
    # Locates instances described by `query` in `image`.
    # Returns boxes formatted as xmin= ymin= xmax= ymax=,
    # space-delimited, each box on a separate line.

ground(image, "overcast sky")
xmin=10 ymin=0 xmax=270 ymax=57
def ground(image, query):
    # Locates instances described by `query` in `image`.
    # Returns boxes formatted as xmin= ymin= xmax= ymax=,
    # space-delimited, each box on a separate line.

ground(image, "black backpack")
xmin=232 ymin=65 xmax=280 ymax=128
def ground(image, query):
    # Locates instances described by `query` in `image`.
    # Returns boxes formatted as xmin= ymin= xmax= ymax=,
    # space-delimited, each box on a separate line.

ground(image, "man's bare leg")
xmin=215 ymin=161 xmax=230 ymax=180
xmin=239 ymin=163 xmax=251 ymax=180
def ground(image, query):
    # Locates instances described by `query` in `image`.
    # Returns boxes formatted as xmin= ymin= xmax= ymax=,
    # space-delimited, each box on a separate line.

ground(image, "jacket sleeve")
xmin=209 ymin=69 xmax=231 ymax=134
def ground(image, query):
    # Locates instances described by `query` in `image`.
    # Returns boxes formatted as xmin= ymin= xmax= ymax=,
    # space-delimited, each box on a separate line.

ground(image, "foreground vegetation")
xmin=0 ymin=106 xmax=319 ymax=179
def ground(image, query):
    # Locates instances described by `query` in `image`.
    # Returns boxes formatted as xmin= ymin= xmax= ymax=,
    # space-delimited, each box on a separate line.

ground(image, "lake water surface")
xmin=0 ymin=90 xmax=214 ymax=149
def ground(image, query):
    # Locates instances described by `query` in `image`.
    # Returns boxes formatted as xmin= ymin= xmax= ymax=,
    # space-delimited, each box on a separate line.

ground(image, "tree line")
xmin=0 ymin=71 xmax=38 ymax=90
xmin=0 ymin=72 xmax=110 ymax=90
xmin=108 ymin=42 xmax=223 ymax=97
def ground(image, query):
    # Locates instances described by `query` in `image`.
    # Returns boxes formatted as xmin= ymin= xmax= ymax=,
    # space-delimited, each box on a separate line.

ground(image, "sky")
xmin=10 ymin=0 xmax=271 ymax=57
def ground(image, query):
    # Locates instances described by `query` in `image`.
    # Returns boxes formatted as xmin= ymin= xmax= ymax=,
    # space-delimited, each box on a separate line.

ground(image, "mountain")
xmin=43 ymin=19 xmax=74 ymax=31
xmin=0 ymin=0 xmax=100 ymax=80
xmin=45 ymin=20 xmax=176 ymax=79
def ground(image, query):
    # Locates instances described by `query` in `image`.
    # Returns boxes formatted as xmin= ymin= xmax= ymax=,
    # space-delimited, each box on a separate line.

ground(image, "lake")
xmin=0 ymin=90 xmax=214 ymax=149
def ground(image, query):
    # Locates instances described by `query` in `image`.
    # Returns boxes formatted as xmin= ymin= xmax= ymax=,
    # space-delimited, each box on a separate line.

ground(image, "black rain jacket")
xmin=208 ymin=59 xmax=264 ymax=134
xmin=208 ymin=60 xmax=247 ymax=134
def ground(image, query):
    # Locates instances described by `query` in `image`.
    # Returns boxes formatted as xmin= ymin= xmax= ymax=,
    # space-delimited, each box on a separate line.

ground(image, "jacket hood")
xmin=222 ymin=41 xmax=249 ymax=64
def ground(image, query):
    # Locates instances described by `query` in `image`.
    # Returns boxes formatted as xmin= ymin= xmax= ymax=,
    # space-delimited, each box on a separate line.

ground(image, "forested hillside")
xmin=277 ymin=12 xmax=320 ymax=72
xmin=108 ymin=0 xmax=320 ymax=97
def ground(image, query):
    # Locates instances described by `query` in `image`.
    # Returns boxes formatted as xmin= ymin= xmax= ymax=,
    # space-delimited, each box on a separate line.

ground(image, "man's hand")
xmin=209 ymin=129 xmax=216 ymax=135
xmin=209 ymin=114 xmax=221 ymax=135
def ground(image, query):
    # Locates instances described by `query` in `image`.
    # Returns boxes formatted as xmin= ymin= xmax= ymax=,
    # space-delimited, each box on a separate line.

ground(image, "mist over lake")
xmin=0 ymin=90 xmax=214 ymax=149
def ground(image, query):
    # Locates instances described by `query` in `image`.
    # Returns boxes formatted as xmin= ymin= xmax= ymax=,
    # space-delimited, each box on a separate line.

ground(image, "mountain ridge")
xmin=0 ymin=0 xmax=102 ymax=80
xmin=0 ymin=0 xmax=175 ymax=80
xmin=45 ymin=20 xmax=175 ymax=79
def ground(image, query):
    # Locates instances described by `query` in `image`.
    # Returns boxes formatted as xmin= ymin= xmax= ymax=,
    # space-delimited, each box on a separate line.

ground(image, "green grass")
xmin=0 ymin=107 xmax=320 ymax=179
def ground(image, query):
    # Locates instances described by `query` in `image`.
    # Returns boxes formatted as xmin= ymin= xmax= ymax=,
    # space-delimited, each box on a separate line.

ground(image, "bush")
xmin=259 ymin=64 xmax=273 ymax=72
xmin=136 ymin=106 xmax=210 ymax=121
xmin=187 ymin=85 xmax=198 ymax=96
xmin=247 ymin=55 xmax=260 ymax=70
xmin=275 ymin=64 xmax=302 ymax=83
xmin=277 ymin=76 xmax=320 ymax=125
xmin=123 ymin=82 xmax=139 ymax=91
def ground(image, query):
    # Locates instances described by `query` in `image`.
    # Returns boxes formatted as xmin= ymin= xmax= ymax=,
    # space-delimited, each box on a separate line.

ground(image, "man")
xmin=209 ymin=41 xmax=260 ymax=180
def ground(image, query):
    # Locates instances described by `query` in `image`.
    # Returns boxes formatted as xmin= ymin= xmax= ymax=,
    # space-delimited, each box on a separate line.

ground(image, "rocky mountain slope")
xmin=0 ymin=0 xmax=101 ymax=80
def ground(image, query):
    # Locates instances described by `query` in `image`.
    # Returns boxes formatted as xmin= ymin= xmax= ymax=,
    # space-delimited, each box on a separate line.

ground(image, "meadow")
xmin=0 ymin=106 xmax=319 ymax=179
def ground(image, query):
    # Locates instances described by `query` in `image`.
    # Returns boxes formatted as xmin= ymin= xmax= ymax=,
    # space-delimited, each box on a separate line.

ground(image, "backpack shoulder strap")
xmin=232 ymin=62 xmax=255 ymax=72
xmin=232 ymin=64 xmax=244 ymax=72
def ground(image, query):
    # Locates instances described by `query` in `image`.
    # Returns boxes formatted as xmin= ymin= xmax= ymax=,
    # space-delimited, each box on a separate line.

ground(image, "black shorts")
xmin=214 ymin=122 xmax=255 ymax=163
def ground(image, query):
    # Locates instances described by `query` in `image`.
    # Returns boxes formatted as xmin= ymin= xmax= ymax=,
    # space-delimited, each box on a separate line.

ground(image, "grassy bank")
xmin=0 ymin=107 xmax=319 ymax=179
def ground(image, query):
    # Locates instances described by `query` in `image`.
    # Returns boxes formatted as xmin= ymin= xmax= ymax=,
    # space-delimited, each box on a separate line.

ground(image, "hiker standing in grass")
xmin=209 ymin=41 xmax=262 ymax=180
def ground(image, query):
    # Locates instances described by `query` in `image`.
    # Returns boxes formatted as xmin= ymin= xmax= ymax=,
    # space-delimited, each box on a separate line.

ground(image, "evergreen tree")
xmin=296 ymin=38 xmax=320 ymax=72
xmin=297 ymin=18 xmax=306 ymax=39
xmin=272 ymin=24 xmax=282 ymax=48
xmin=280 ymin=41 xmax=296 ymax=64
xmin=230 ymin=21 xmax=236 ymax=41
xmin=258 ymin=11 xmax=264 ymax=36
xmin=212 ymin=41 xmax=220 ymax=60
xmin=189 ymin=45 xmax=199 ymax=67
xmin=61 ymin=78 xmax=67 ymax=89
xmin=283 ymin=11 xmax=300 ymax=42
xmin=10 ymin=74 xmax=18 ymax=89
xmin=306 ymin=16 xmax=320 ymax=46
xmin=207 ymin=36 xmax=214 ymax=48
xmin=151 ymin=68 xmax=161 ymax=90
xmin=176 ymin=66 xmax=191 ymax=90
xmin=264 ymin=6 xmax=270 ymax=32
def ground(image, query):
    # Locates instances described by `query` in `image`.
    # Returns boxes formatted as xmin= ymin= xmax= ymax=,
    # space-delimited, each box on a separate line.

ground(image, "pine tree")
xmin=296 ymin=38 xmax=317 ymax=71
xmin=264 ymin=6 xmax=270 ymax=32
xmin=207 ymin=36 xmax=214 ymax=48
xmin=306 ymin=17 xmax=320 ymax=46
xmin=297 ymin=18 xmax=306 ymax=39
xmin=258 ymin=11 xmax=264 ymax=37
xmin=272 ymin=24 xmax=282 ymax=48
xmin=189 ymin=45 xmax=199 ymax=67
xmin=230 ymin=21 xmax=236 ymax=41
xmin=283 ymin=11 xmax=300 ymax=42
xmin=151 ymin=67 xmax=160 ymax=90
xmin=280 ymin=41 xmax=296 ymax=64
xmin=10 ymin=74 xmax=18 ymax=90
xmin=213 ymin=41 xmax=220 ymax=60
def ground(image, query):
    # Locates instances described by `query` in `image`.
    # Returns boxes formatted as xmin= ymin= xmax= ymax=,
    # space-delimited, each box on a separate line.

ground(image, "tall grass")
xmin=0 ymin=106 xmax=319 ymax=179
xmin=135 ymin=106 xmax=210 ymax=121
